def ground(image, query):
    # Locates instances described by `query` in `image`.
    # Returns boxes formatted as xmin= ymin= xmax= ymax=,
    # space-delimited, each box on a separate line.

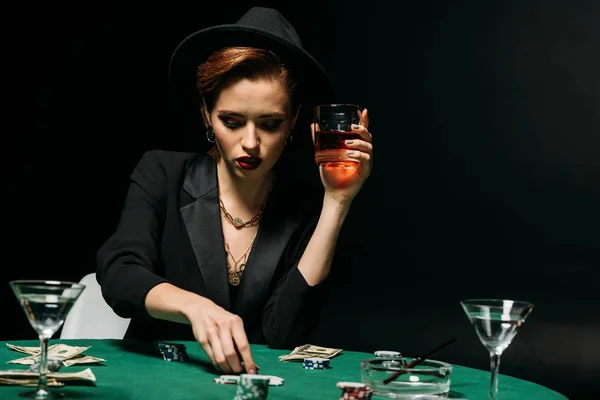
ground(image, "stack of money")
xmin=278 ymin=344 xmax=343 ymax=362
xmin=6 ymin=343 xmax=106 ymax=367
xmin=0 ymin=368 xmax=96 ymax=387
xmin=1 ymin=343 xmax=105 ymax=387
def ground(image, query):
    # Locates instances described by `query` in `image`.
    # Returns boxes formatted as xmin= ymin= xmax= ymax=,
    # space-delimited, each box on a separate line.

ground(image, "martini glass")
xmin=10 ymin=280 xmax=86 ymax=399
xmin=460 ymin=299 xmax=534 ymax=400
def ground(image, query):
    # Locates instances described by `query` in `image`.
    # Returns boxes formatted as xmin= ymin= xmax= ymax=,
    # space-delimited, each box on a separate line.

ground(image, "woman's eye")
xmin=222 ymin=120 xmax=242 ymax=129
xmin=220 ymin=118 xmax=282 ymax=131
xmin=263 ymin=121 xmax=283 ymax=131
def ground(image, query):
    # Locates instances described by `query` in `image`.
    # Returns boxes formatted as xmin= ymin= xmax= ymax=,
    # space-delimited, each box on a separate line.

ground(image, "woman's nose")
xmin=241 ymin=125 xmax=259 ymax=149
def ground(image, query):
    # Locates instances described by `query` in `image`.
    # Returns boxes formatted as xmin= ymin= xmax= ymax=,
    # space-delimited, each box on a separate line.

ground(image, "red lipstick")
xmin=237 ymin=156 xmax=262 ymax=170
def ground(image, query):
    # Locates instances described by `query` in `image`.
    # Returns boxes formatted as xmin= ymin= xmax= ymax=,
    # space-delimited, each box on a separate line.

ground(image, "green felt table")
xmin=0 ymin=339 xmax=568 ymax=399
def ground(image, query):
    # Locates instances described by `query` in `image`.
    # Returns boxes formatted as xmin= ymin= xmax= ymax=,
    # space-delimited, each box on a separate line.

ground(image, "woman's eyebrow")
xmin=217 ymin=110 xmax=286 ymax=118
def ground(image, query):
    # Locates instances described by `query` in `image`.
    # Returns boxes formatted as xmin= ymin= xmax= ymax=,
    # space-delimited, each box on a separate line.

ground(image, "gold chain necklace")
xmin=219 ymin=180 xmax=274 ymax=229
xmin=224 ymin=233 xmax=257 ymax=286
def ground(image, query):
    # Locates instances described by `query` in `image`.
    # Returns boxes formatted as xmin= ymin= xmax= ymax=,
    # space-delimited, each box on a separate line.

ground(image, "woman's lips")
xmin=237 ymin=157 xmax=262 ymax=170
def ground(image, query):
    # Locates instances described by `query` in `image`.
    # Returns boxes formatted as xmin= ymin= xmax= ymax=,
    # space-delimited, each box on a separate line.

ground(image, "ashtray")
xmin=360 ymin=357 xmax=453 ymax=399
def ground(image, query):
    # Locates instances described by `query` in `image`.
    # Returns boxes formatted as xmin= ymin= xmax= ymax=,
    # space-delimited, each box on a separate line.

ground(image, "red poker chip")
xmin=336 ymin=382 xmax=367 ymax=390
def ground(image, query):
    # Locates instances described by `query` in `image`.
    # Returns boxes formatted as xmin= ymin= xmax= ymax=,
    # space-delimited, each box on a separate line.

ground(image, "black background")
xmin=4 ymin=1 xmax=599 ymax=399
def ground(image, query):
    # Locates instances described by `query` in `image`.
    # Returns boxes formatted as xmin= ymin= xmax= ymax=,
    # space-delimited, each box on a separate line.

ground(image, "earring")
xmin=206 ymin=127 xmax=216 ymax=143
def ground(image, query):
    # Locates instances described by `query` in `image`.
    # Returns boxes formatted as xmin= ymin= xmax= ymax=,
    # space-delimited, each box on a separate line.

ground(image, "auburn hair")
xmin=196 ymin=47 xmax=300 ymax=160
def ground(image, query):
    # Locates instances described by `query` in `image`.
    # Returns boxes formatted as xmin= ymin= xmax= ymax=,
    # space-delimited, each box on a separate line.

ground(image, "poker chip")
xmin=336 ymin=382 xmax=374 ymax=400
xmin=157 ymin=342 xmax=189 ymax=362
xmin=303 ymin=357 xmax=331 ymax=370
xmin=214 ymin=375 xmax=239 ymax=385
xmin=374 ymin=350 xmax=402 ymax=358
xmin=233 ymin=374 xmax=271 ymax=400
xmin=266 ymin=376 xmax=284 ymax=386
xmin=214 ymin=375 xmax=284 ymax=386
xmin=374 ymin=350 xmax=407 ymax=367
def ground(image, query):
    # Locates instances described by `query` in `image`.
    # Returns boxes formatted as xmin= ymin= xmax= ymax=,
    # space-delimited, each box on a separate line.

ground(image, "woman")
xmin=96 ymin=7 xmax=373 ymax=375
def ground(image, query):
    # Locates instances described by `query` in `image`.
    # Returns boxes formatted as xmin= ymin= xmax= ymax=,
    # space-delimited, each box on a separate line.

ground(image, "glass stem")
xmin=36 ymin=335 xmax=50 ymax=398
xmin=489 ymin=351 xmax=501 ymax=400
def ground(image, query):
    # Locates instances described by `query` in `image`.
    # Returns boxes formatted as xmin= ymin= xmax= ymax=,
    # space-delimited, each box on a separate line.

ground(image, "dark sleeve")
xmin=96 ymin=150 xmax=169 ymax=319
xmin=261 ymin=213 xmax=329 ymax=349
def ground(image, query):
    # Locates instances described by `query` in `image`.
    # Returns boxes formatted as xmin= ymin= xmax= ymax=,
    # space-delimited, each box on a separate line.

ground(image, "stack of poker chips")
xmin=302 ymin=357 xmax=331 ymax=370
xmin=336 ymin=382 xmax=374 ymax=399
xmin=157 ymin=343 xmax=189 ymax=362
xmin=374 ymin=350 xmax=407 ymax=367
xmin=233 ymin=374 xmax=271 ymax=400
xmin=28 ymin=356 xmax=63 ymax=373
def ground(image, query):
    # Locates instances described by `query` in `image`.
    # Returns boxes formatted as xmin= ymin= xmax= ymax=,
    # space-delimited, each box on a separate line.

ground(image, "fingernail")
xmin=345 ymin=140 xmax=354 ymax=145
xmin=249 ymin=368 xmax=256 ymax=374
xmin=351 ymin=124 xmax=360 ymax=129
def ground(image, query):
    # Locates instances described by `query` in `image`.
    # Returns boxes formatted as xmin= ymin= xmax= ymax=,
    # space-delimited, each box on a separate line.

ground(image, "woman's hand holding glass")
xmin=312 ymin=108 xmax=373 ymax=205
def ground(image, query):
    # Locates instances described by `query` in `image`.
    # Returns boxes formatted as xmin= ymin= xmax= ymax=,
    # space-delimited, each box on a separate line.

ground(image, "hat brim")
xmin=169 ymin=24 xmax=336 ymax=115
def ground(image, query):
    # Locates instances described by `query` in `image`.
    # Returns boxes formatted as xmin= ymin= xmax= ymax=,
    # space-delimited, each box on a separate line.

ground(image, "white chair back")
xmin=60 ymin=272 xmax=130 ymax=339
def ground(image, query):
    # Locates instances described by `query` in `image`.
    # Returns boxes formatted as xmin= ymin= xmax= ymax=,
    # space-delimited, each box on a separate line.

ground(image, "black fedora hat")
xmin=168 ymin=7 xmax=336 ymax=119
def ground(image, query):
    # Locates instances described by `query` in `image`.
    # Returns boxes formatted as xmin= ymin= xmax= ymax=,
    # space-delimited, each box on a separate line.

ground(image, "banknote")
xmin=6 ymin=343 xmax=105 ymax=366
xmin=0 ymin=367 xmax=96 ymax=385
xmin=62 ymin=355 xmax=106 ymax=367
xmin=0 ymin=377 xmax=63 ymax=386
xmin=278 ymin=344 xmax=343 ymax=362
xmin=5 ymin=344 xmax=42 ymax=355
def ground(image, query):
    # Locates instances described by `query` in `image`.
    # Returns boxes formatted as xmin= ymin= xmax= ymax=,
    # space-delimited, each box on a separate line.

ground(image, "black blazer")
xmin=96 ymin=150 xmax=326 ymax=348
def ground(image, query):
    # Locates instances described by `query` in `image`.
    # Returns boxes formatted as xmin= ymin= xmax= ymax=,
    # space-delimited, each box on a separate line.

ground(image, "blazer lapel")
xmin=234 ymin=187 xmax=298 ymax=316
xmin=180 ymin=156 xmax=231 ymax=310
